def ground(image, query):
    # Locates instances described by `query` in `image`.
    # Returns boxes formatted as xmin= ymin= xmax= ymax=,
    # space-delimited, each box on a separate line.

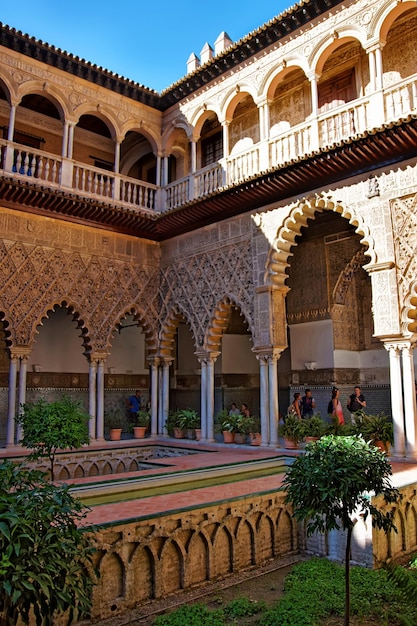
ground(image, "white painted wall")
xmin=222 ymin=335 xmax=258 ymax=373
xmin=29 ymin=310 xmax=148 ymax=374
xmin=289 ymin=320 xmax=334 ymax=370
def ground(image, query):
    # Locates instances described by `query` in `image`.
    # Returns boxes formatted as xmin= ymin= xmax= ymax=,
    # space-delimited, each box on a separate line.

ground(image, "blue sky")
xmin=1 ymin=1 xmax=291 ymax=92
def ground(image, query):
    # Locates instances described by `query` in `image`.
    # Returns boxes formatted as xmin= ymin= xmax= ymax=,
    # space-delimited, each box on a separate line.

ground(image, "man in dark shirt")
xmin=347 ymin=386 xmax=366 ymax=419
xmin=301 ymin=388 xmax=315 ymax=418
xmin=127 ymin=390 xmax=142 ymax=423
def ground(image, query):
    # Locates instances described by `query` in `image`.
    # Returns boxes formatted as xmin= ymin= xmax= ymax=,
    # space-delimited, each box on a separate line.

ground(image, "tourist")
xmin=301 ymin=389 xmax=315 ymax=418
xmin=229 ymin=402 xmax=240 ymax=416
xmin=347 ymin=386 xmax=366 ymax=420
xmin=331 ymin=387 xmax=344 ymax=425
xmin=127 ymin=390 xmax=142 ymax=423
xmin=241 ymin=403 xmax=251 ymax=418
xmin=288 ymin=392 xmax=302 ymax=419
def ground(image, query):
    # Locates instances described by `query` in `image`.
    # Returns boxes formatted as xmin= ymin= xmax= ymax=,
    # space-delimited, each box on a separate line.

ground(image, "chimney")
xmin=200 ymin=42 xmax=214 ymax=65
xmin=187 ymin=52 xmax=200 ymax=74
xmin=214 ymin=31 xmax=233 ymax=56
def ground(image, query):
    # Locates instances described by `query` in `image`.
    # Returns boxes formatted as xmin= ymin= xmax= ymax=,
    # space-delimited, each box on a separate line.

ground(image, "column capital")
xmin=88 ymin=351 xmax=109 ymax=364
xmin=147 ymin=356 xmax=161 ymax=367
xmin=253 ymin=346 xmax=286 ymax=361
xmin=9 ymin=347 xmax=31 ymax=360
xmin=195 ymin=351 xmax=220 ymax=364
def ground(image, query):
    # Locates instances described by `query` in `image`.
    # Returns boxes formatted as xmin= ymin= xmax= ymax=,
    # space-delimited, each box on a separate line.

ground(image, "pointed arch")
xmin=264 ymin=194 xmax=375 ymax=288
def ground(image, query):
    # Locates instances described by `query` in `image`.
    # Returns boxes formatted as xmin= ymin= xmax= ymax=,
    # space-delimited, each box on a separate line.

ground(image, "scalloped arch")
xmin=106 ymin=306 xmax=158 ymax=355
xmin=206 ymin=295 xmax=253 ymax=353
xmin=402 ymin=279 xmax=417 ymax=335
xmin=159 ymin=304 xmax=198 ymax=359
xmin=30 ymin=300 xmax=91 ymax=353
xmin=265 ymin=194 xmax=375 ymax=287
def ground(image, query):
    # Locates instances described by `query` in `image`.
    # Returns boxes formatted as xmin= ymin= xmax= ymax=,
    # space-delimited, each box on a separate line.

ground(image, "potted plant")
xmin=217 ymin=410 xmax=241 ymax=443
xmin=302 ymin=413 xmax=327 ymax=443
xmin=133 ymin=409 xmax=150 ymax=439
xmin=165 ymin=410 xmax=185 ymax=438
xmin=104 ymin=408 xmax=124 ymax=441
xmin=177 ymin=408 xmax=200 ymax=439
xmin=358 ymin=411 xmax=394 ymax=454
xmin=278 ymin=413 xmax=304 ymax=449
xmin=235 ymin=414 xmax=256 ymax=444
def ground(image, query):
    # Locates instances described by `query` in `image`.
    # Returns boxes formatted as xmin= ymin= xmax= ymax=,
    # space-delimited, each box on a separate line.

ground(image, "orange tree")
xmin=281 ymin=435 xmax=400 ymax=626
xmin=0 ymin=460 xmax=96 ymax=626
xmin=16 ymin=396 xmax=90 ymax=481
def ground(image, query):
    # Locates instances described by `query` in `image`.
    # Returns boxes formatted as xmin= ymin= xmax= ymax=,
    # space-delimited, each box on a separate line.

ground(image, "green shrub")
xmin=152 ymin=603 xmax=225 ymax=626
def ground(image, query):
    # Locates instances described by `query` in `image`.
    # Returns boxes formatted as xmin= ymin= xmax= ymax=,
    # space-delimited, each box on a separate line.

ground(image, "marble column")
xmin=149 ymin=358 xmax=160 ymax=436
xmin=16 ymin=354 xmax=29 ymax=443
xmin=385 ymin=343 xmax=405 ymax=457
xmin=268 ymin=354 xmax=279 ymax=446
xmin=88 ymin=359 xmax=97 ymax=440
xmin=162 ymin=360 xmax=172 ymax=435
xmin=206 ymin=354 xmax=219 ymax=442
xmin=258 ymin=355 xmax=269 ymax=446
xmin=199 ymin=358 xmax=207 ymax=440
xmin=401 ymin=342 xmax=417 ymax=458
xmin=96 ymin=359 xmax=105 ymax=441
xmin=6 ymin=355 xmax=18 ymax=447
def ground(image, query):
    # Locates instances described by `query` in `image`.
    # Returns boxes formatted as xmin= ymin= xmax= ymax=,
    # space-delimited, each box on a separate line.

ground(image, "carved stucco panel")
xmin=370 ymin=267 xmax=401 ymax=337
xmin=0 ymin=235 xmax=160 ymax=351
xmin=159 ymin=241 xmax=255 ymax=349
xmin=390 ymin=193 xmax=417 ymax=332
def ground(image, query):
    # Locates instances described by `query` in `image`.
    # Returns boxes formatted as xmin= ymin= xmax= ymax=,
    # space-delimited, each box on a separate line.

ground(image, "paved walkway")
xmin=2 ymin=437 xmax=416 ymax=529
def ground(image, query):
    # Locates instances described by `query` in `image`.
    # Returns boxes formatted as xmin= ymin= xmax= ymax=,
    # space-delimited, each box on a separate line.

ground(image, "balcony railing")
xmin=1 ymin=72 xmax=416 ymax=214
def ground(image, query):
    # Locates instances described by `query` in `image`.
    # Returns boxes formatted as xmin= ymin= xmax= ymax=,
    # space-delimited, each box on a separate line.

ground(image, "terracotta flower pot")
xmin=222 ymin=431 xmax=235 ymax=443
xmin=173 ymin=427 xmax=186 ymax=439
xmin=109 ymin=428 xmax=122 ymax=441
xmin=194 ymin=428 xmax=202 ymax=441
xmin=283 ymin=437 xmax=299 ymax=450
xmin=133 ymin=426 xmax=146 ymax=439
xmin=250 ymin=432 xmax=261 ymax=446
xmin=234 ymin=433 xmax=246 ymax=445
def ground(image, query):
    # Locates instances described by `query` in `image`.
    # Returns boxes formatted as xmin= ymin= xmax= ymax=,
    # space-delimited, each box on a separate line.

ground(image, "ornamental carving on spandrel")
xmin=0 ymin=239 xmax=159 ymax=351
xmin=158 ymin=241 xmax=255 ymax=347
xmin=391 ymin=193 xmax=417 ymax=327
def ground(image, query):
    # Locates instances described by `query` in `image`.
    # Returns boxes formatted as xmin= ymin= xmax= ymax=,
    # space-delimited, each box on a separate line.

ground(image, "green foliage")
xmin=0 ymin=460 xmax=96 ymax=626
xmin=152 ymin=603 xmax=224 ymax=626
xmin=218 ymin=412 xmax=243 ymax=433
xmin=278 ymin=413 xmax=304 ymax=443
xmin=165 ymin=410 xmax=181 ymax=435
xmin=16 ymin=396 xmax=90 ymax=481
xmin=222 ymin=596 xmax=266 ymax=618
xmin=353 ymin=411 xmax=394 ymax=444
xmin=282 ymin=435 xmax=400 ymax=625
xmin=177 ymin=408 xmax=200 ymax=430
xmin=259 ymin=558 xmax=417 ymax=626
xmin=386 ymin=561 xmax=417 ymax=607
xmin=136 ymin=409 xmax=151 ymax=427
xmin=301 ymin=413 xmax=327 ymax=438
xmin=282 ymin=435 xmax=400 ymax=536
xmin=104 ymin=408 xmax=124 ymax=430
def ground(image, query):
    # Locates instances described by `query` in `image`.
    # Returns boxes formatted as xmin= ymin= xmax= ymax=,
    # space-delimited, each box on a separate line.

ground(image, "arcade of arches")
xmin=1 ymin=188 xmax=417 ymax=458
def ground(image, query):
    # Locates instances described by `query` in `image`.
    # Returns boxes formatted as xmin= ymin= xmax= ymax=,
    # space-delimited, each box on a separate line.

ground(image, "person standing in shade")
xmin=301 ymin=389 xmax=315 ymax=418
xmin=331 ymin=387 xmax=345 ymax=425
xmin=127 ymin=389 xmax=142 ymax=423
xmin=347 ymin=386 xmax=366 ymax=421
xmin=288 ymin=392 xmax=302 ymax=419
